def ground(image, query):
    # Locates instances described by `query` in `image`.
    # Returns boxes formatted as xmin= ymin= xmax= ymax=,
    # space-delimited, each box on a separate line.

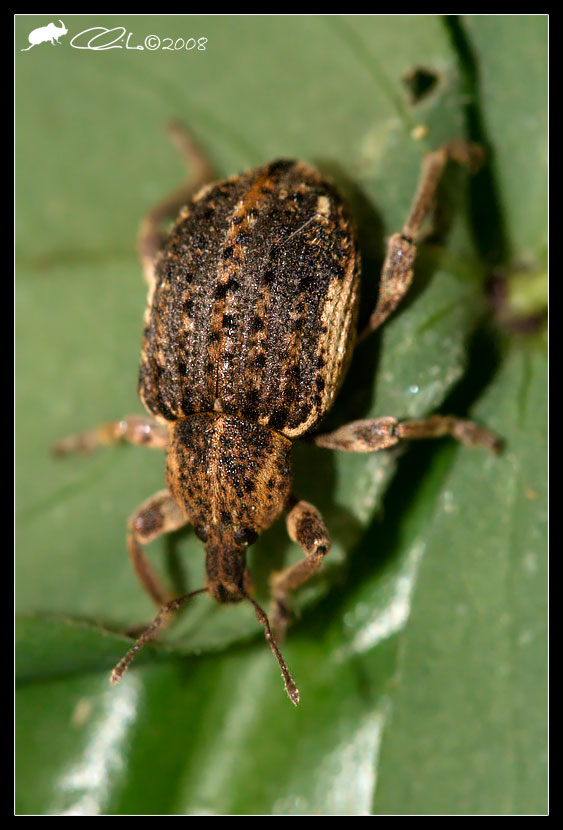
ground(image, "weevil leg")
xmin=128 ymin=489 xmax=190 ymax=606
xmin=270 ymin=499 xmax=331 ymax=641
xmin=357 ymin=141 xmax=484 ymax=341
xmin=53 ymin=414 xmax=169 ymax=456
xmin=139 ymin=121 xmax=216 ymax=286
xmin=314 ymin=414 xmax=501 ymax=453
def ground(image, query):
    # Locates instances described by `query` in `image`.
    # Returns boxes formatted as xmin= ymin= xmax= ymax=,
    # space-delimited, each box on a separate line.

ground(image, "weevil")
xmin=55 ymin=124 xmax=500 ymax=704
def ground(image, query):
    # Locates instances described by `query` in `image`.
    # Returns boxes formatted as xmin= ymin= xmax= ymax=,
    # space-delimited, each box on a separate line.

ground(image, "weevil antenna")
xmin=245 ymin=594 xmax=300 ymax=706
xmin=110 ymin=587 xmax=207 ymax=685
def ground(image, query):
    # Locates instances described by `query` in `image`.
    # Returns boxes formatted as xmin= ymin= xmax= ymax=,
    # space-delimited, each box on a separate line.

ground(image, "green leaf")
xmin=16 ymin=14 xmax=546 ymax=815
xmin=463 ymin=15 xmax=548 ymax=262
xmin=372 ymin=342 xmax=547 ymax=814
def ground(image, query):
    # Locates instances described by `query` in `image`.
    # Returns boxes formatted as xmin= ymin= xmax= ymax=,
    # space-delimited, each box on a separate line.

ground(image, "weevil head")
xmin=166 ymin=413 xmax=292 ymax=601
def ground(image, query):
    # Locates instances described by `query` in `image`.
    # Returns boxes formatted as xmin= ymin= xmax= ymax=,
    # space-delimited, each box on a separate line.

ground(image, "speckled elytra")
xmin=55 ymin=124 xmax=500 ymax=704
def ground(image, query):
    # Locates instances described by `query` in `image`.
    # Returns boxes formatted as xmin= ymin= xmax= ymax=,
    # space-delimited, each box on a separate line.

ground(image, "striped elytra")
xmin=139 ymin=159 xmax=361 ymax=440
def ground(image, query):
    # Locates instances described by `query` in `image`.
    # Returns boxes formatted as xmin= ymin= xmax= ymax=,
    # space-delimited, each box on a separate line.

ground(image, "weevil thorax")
xmin=166 ymin=414 xmax=292 ymax=601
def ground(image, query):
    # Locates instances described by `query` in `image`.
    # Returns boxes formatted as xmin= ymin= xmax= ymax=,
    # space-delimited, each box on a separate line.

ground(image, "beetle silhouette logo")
xmin=21 ymin=20 xmax=68 ymax=51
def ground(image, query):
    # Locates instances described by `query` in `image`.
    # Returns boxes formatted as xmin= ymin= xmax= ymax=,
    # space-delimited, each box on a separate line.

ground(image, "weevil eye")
xmin=234 ymin=527 xmax=258 ymax=547
xmin=194 ymin=525 xmax=209 ymax=543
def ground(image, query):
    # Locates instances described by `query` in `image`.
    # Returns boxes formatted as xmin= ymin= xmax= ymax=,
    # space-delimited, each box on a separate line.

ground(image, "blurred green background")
xmin=16 ymin=15 xmax=547 ymax=815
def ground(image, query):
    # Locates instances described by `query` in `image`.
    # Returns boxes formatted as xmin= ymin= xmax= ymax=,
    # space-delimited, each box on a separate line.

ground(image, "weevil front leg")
xmin=314 ymin=414 xmax=501 ymax=454
xmin=53 ymin=414 xmax=169 ymax=456
xmin=270 ymin=499 xmax=331 ymax=641
xmin=139 ymin=121 xmax=216 ymax=287
xmin=128 ymin=489 xmax=190 ymax=607
xmin=358 ymin=140 xmax=484 ymax=341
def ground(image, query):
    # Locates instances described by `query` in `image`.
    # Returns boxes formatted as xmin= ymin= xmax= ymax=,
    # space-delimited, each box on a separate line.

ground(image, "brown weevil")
xmin=55 ymin=123 xmax=500 ymax=705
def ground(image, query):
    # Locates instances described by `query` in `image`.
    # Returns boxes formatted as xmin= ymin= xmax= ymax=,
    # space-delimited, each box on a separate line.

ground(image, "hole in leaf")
xmin=402 ymin=66 xmax=439 ymax=104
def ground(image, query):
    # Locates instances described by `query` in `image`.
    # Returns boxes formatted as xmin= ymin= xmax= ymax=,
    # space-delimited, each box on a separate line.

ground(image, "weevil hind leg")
xmin=139 ymin=121 xmax=216 ymax=286
xmin=270 ymin=499 xmax=331 ymax=641
xmin=128 ymin=489 xmax=190 ymax=607
xmin=53 ymin=414 xmax=170 ymax=456
xmin=313 ymin=414 xmax=501 ymax=454
xmin=357 ymin=141 xmax=484 ymax=341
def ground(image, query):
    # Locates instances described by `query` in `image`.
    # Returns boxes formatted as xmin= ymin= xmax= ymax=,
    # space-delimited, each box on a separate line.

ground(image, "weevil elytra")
xmin=55 ymin=124 xmax=500 ymax=705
